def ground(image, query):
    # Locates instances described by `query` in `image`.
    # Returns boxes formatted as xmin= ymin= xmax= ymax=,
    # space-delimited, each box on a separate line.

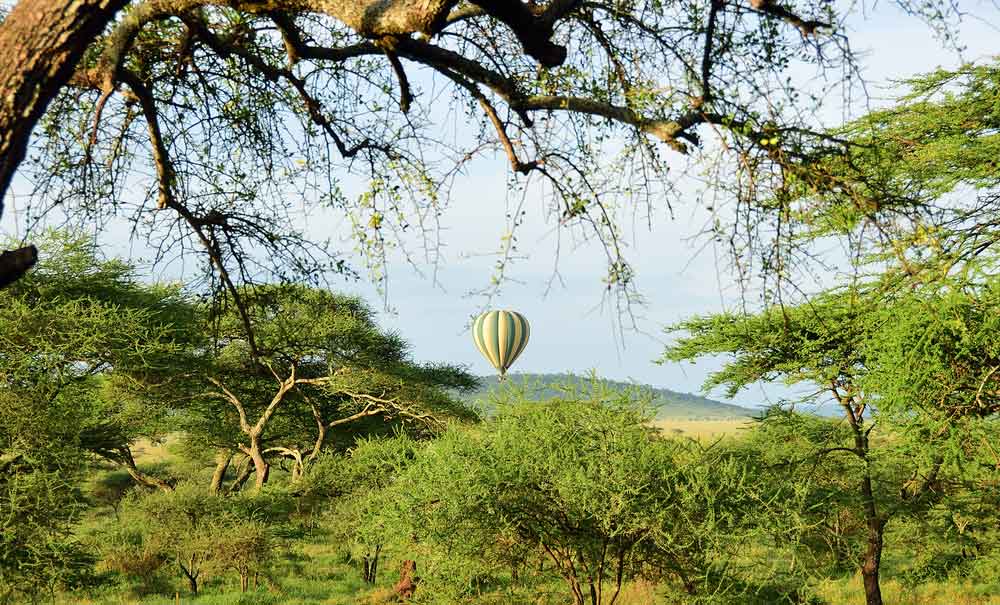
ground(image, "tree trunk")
xmin=567 ymin=576 xmax=585 ymax=605
xmin=362 ymin=544 xmax=382 ymax=584
xmin=228 ymin=456 xmax=254 ymax=494
xmin=861 ymin=515 xmax=886 ymax=605
xmin=209 ymin=451 xmax=232 ymax=494
xmin=0 ymin=0 xmax=130 ymax=207
xmin=114 ymin=446 xmax=174 ymax=492
xmin=0 ymin=246 xmax=37 ymax=289
xmin=179 ymin=559 xmax=199 ymax=595
xmin=851 ymin=411 xmax=885 ymax=605
xmin=249 ymin=436 xmax=270 ymax=491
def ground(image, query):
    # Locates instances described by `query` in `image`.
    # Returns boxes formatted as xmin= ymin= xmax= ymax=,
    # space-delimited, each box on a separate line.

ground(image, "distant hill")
xmin=459 ymin=373 xmax=758 ymax=419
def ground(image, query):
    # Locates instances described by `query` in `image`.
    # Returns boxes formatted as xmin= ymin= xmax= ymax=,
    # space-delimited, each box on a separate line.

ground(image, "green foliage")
xmin=205 ymin=520 xmax=273 ymax=592
xmin=296 ymin=433 xmax=421 ymax=585
xmin=663 ymin=280 xmax=1000 ymax=603
xmin=860 ymin=278 xmax=1000 ymax=420
xmin=90 ymin=471 xmax=136 ymax=518
xmin=661 ymin=286 xmax=874 ymax=399
xmin=0 ymin=231 xmax=200 ymax=457
xmin=0 ymin=465 xmax=94 ymax=604
xmin=0 ymin=232 xmax=200 ymax=601
xmin=373 ymin=382 xmax=781 ymax=604
xmin=95 ymin=483 xmax=286 ymax=595
xmin=759 ymin=59 xmax=1000 ymax=288
xmin=736 ymin=410 xmax=945 ymax=574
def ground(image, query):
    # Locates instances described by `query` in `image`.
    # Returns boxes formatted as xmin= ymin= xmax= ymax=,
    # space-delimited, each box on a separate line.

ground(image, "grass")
xmin=651 ymin=418 xmax=751 ymax=439
xmin=130 ymin=436 xmax=180 ymax=466
xmin=814 ymin=577 xmax=1000 ymax=605
xmin=57 ymin=421 xmax=1000 ymax=605
xmin=57 ymin=525 xmax=1000 ymax=605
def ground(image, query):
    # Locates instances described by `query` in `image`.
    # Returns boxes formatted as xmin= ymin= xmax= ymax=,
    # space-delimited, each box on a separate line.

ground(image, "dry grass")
xmin=130 ymin=435 xmax=179 ymax=465
xmin=652 ymin=418 xmax=752 ymax=440
xmin=613 ymin=579 xmax=661 ymax=604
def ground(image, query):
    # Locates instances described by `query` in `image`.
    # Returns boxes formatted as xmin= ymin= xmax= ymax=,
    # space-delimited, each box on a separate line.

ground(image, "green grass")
xmin=58 ymin=531 xmax=394 ymax=605
xmin=56 ymin=424 xmax=1000 ymax=605
xmin=814 ymin=577 xmax=1000 ymax=605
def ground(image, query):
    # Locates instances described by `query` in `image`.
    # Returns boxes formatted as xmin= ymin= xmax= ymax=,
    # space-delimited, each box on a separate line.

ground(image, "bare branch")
xmin=119 ymin=70 xmax=175 ymax=210
xmin=207 ymin=377 xmax=251 ymax=433
xmin=252 ymin=365 xmax=297 ymax=435
xmin=379 ymin=38 xmax=413 ymax=114
xmin=268 ymin=10 xmax=304 ymax=66
xmin=435 ymin=67 xmax=538 ymax=174
xmin=184 ymin=15 xmax=394 ymax=159
xmin=324 ymin=403 xmax=388 ymax=429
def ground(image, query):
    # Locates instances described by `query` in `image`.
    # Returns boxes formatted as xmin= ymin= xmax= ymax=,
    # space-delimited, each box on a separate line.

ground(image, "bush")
xmin=0 ymin=464 xmax=93 ymax=603
xmin=91 ymin=482 xmax=281 ymax=597
xmin=373 ymin=381 xmax=767 ymax=605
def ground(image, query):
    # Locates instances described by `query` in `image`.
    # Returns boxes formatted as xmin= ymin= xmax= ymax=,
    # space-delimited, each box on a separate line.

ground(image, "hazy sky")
xmin=3 ymin=4 xmax=999 ymax=409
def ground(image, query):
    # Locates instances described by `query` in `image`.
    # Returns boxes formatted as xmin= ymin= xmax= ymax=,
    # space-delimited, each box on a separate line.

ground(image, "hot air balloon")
xmin=472 ymin=310 xmax=530 ymax=380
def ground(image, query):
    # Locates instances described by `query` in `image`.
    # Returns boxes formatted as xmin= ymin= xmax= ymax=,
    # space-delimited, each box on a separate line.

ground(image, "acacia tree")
xmin=98 ymin=481 xmax=284 ymax=595
xmin=295 ymin=432 xmax=423 ymax=585
xmin=184 ymin=283 xmax=476 ymax=491
xmin=663 ymin=289 xmax=892 ymax=605
xmin=660 ymin=284 xmax=1000 ymax=605
xmin=0 ymin=232 xmax=199 ymax=490
xmin=377 ymin=383 xmax=770 ymax=605
xmin=0 ymin=232 xmax=201 ymax=601
xmin=0 ymin=0 xmax=963 ymax=306
xmin=725 ymin=59 xmax=1000 ymax=303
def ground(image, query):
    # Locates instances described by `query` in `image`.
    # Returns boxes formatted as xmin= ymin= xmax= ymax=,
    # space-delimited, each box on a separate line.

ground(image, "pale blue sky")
xmin=3 ymin=4 xmax=998 ymax=409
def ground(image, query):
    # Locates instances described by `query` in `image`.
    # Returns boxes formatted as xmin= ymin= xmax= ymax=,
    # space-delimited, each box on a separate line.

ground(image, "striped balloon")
xmin=472 ymin=310 xmax=530 ymax=379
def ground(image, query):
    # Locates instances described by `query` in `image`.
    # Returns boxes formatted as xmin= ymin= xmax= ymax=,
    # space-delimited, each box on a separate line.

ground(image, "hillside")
xmin=460 ymin=372 xmax=758 ymax=419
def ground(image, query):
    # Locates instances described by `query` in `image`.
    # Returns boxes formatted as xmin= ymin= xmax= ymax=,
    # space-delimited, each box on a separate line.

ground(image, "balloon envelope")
xmin=472 ymin=310 xmax=530 ymax=378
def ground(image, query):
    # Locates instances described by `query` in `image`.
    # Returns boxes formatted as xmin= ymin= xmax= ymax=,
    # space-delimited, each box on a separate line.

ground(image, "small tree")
xmin=91 ymin=471 xmax=136 ymax=520
xmin=300 ymin=432 xmax=422 ymax=585
xmin=661 ymin=284 xmax=1000 ymax=605
xmin=205 ymin=520 xmax=273 ymax=593
xmin=101 ymin=482 xmax=288 ymax=595
xmin=378 ymin=382 xmax=764 ymax=605
xmin=125 ymin=483 xmax=223 ymax=595
xmin=0 ymin=464 xmax=93 ymax=604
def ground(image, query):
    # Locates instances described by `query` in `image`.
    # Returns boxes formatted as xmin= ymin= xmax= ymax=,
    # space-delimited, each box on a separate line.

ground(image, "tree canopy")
xmin=179 ymin=282 xmax=477 ymax=490
xmin=0 ymin=0 xmax=963 ymax=305
xmin=0 ymin=231 xmax=198 ymax=489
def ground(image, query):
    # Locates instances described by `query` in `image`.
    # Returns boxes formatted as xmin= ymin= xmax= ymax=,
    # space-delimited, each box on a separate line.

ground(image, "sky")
xmin=3 ymin=3 xmax=999 ymax=410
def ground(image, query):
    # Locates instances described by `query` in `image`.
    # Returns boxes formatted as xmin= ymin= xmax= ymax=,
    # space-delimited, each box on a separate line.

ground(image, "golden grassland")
xmin=651 ymin=417 xmax=752 ymax=439
xmin=130 ymin=437 xmax=178 ymax=465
